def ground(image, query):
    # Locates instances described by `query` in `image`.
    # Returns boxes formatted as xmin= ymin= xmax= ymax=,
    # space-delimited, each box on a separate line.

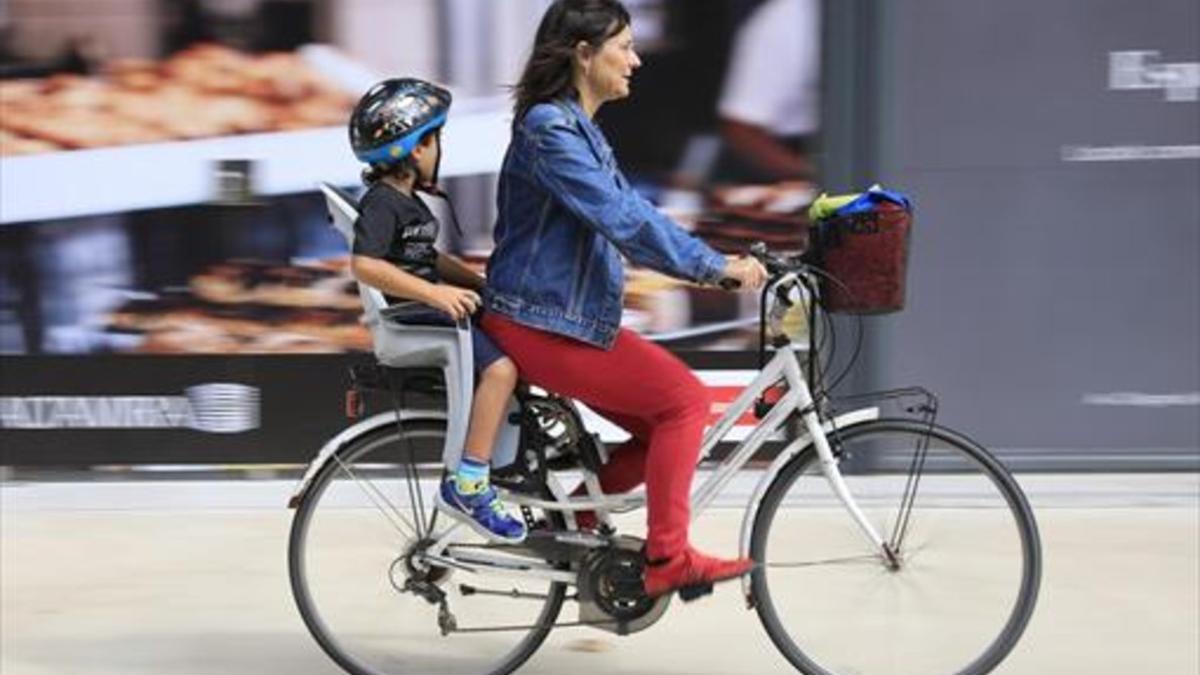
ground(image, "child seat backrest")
xmin=318 ymin=183 xmax=391 ymax=327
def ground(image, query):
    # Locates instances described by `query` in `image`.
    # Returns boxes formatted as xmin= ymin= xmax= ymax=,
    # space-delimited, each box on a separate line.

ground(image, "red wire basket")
xmin=813 ymin=201 xmax=913 ymax=314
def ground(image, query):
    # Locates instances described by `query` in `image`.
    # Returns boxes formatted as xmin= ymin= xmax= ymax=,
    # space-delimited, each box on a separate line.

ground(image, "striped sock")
xmin=454 ymin=457 xmax=489 ymax=495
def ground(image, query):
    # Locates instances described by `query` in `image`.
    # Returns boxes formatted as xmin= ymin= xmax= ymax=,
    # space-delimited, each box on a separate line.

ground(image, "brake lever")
xmin=748 ymin=241 xmax=793 ymax=275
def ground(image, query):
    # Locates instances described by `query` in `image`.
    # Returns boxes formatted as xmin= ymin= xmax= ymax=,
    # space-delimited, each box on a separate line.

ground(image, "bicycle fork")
xmin=795 ymin=392 xmax=895 ymax=566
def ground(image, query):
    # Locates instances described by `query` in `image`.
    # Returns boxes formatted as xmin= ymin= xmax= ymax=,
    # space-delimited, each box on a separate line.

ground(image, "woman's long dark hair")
xmin=512 ymin=0 xmax=631 ymax=122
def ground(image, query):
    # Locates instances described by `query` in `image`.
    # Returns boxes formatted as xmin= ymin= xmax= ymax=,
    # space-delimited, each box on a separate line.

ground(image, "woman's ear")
xmin=574 ymin=40 xmax=594 ymax=73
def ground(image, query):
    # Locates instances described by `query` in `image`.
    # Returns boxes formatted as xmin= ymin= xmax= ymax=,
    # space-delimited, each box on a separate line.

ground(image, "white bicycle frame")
xmin=419 ymin=273 xmax=890 ymax=600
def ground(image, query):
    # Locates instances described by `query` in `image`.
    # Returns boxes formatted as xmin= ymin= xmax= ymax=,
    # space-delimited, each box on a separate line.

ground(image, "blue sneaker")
xmin=436 ymin=479 xmax=528 ymax=544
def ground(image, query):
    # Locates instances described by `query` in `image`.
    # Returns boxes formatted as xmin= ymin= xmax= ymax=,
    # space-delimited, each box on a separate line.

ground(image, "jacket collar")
xmin=558 ymin=96 xmax=612 ymax=164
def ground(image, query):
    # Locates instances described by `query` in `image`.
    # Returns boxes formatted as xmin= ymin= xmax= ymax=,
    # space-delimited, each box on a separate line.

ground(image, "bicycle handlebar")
xmin=717 ymin=241 xmax=811 ymax=291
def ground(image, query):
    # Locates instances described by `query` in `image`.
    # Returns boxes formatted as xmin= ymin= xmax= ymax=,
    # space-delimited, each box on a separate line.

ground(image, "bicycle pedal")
xmin=677 ymin=583 xmax=714 ymax=602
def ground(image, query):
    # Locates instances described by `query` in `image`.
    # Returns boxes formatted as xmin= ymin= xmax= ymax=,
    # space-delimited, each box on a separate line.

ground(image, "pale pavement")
xmin=1 ymin=473 xmax=1197 ymax=675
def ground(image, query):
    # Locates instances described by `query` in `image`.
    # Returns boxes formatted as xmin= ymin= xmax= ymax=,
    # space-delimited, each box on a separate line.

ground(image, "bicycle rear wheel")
xmin=289 ymin=421 xmax=565 ymax=675
xmin=750 ymin=419 xmax=1041 ymax=675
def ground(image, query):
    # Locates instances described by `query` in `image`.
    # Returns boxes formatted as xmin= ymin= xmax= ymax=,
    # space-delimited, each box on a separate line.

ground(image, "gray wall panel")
xmin=884 ymin=0 xmax=1199 ymax=171
xmin=867 ymin=0 xmax=1199 ymax=463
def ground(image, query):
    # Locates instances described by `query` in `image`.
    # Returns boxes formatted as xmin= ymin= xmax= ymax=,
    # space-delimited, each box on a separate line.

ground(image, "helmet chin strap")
xmin=415 ymin=132 xmax=464 ymax=237
xmin=415 ymin=132 xmax=443 ymax=194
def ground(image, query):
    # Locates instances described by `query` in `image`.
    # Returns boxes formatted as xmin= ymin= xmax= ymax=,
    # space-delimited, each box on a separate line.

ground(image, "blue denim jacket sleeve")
xmin=528 ymin=117 xmax=726 ymax=285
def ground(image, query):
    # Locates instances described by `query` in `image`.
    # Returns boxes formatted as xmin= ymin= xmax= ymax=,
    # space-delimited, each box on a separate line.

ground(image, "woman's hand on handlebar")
xmin=423 ymin=284 xmax=481 ymax=320
xmin=720 ymin=255 xmax=769 ymax=291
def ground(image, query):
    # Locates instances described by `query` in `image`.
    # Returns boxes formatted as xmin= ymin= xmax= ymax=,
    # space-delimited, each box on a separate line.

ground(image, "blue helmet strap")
xmin=416 ymin=131 xmax=442 ymax=193
xmin=436 ymin=189 xmax=465 ymax=239
xmin=417 ymin=134 xmax=464 ymax=238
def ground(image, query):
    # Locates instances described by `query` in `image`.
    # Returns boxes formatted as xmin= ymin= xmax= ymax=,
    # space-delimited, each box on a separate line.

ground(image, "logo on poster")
xmin=0 ymin=384 xmax=260 ymax=433
xmin=1062 ymin=50 xmax=1199 ymax=163
xmin=1108 ymin=50 xmax=1199 ymax=102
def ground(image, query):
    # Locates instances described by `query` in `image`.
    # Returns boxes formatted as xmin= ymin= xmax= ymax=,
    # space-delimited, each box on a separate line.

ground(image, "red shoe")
xmin=643 ymin=546 xmax=755 ymax=601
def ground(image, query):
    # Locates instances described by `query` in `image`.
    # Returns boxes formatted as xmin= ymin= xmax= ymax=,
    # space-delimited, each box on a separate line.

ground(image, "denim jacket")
xmin=484 ymin=98 xmax=726 ymax=349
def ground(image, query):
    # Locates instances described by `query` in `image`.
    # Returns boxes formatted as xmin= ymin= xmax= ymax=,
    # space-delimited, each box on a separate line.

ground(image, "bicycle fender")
xmin=287 ymin=409 xmax=447 ymax=509
xmin=737 ymin=407 xmax=880 ymax=603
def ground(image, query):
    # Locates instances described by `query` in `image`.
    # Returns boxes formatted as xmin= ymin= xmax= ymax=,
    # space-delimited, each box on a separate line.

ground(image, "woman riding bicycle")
xmin=480 ymin=0 xmax=769 ymax=600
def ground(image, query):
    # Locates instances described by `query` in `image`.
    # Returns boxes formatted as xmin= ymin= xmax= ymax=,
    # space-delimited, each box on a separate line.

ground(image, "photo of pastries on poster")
xmin=0 ymin=44 xmax=353 ymax=155
xmin=0 ymin=182 xmax=815 ymax=354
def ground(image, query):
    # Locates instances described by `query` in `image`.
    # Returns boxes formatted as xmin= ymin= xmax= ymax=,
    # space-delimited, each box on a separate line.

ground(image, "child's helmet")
xmin=349 ymin=78 xmax=452 ymax=168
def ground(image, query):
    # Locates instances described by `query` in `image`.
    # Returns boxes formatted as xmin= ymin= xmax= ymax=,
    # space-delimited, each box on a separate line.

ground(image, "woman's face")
xmin=580 ymin=24 xmax=641 ymax=104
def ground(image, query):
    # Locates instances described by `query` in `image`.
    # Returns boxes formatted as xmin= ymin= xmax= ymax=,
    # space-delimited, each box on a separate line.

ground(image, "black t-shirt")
xmin=352 ymin=183 xmax=440 ymax=296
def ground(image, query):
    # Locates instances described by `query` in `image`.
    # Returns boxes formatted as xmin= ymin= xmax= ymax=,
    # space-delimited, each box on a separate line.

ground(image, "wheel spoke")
xmin=765 ymin=553 xmax=883 ymax=569
xmin=331 ymin=451 xmax=418 ymax=541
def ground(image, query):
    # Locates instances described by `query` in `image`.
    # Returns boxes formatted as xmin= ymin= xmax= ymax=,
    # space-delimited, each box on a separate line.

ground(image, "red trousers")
xmin=481 ymin=313 xmax=710 ymax=560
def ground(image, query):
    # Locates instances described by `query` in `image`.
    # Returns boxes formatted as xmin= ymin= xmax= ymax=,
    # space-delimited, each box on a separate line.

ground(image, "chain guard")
xmin=576 ymin=536 xmax=671 ymax=635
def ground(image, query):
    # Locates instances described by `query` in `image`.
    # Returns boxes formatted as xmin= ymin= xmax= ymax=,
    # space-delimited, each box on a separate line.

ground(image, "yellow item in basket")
xmin=806 ymin=192 xmax=861 ymax=221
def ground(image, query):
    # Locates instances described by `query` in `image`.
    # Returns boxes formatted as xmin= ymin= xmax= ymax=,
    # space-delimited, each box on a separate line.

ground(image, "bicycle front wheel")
xmin=750 ymin=419 xmax=1041 ymax=675
xmin=289 ymin=421 xmax=565 ymax=675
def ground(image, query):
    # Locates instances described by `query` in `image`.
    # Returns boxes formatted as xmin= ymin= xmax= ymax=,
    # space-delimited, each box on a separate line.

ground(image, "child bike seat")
xmin=318 ymin=182 xmax=474 ymax=467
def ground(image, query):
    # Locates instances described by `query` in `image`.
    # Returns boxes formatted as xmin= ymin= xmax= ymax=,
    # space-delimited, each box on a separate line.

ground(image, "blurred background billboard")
xmin=0 ymin=0 xmax=1196 ymax=470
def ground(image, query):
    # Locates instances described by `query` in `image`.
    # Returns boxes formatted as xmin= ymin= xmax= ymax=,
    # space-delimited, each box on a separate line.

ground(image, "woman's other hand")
xmin=721 ymin=256 xmax=769 ymax=291
xmin=424 ymin=285 xmax=481 ymax=320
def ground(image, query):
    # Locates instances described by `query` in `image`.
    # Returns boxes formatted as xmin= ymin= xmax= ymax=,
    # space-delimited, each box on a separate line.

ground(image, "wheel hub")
xmin=390 ymin=538 xmax=453 ymax=602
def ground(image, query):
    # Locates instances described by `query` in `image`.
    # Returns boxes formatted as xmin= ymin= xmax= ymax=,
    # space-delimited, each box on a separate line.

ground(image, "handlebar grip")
xmin=719 ymin=278 xmax=742 ymax=291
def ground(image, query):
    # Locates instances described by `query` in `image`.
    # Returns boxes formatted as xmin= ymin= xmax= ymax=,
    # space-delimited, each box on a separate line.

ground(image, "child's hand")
xmin=424 ymin=285 xmax=481 ymax=320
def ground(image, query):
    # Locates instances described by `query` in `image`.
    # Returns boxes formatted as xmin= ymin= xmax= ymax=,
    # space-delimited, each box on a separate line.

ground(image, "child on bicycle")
xmin=347 ymin=78 xmax=526 ymax=544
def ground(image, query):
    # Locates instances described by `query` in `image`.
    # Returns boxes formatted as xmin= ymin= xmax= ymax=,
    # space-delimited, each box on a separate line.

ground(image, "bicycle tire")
xmin=749 ymin=418 xmax=1041 ymax=675
xmin=289 ymin=421 xmax=566 ymax=675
